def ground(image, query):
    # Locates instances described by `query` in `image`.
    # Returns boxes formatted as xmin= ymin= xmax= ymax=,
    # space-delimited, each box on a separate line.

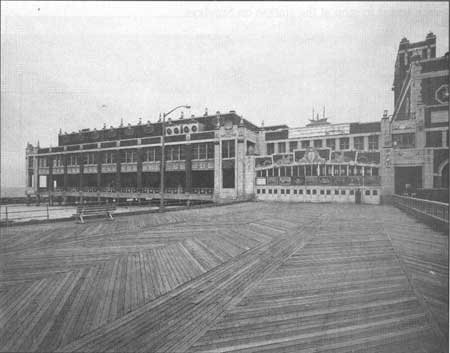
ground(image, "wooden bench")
xmin=74 ymin=204 xmax=116 ymax=224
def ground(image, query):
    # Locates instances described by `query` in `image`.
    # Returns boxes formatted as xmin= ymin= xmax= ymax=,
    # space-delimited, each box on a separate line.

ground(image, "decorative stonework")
xmin=101 ymin=164 xmax=116 ymax=173
xmin=38 ymin=167 xmax=50 ymax=175
xmin=83 ymin=165 xmax=98 ymax=174
xmin=121 ymin=163 xmax=138 ymax=172
xmin=67 ymin=166 xmax=81 ymax=174
xmin=166 ymin=161 xmax=185 ymax=171
xmin=435 ymin=84 xmax=449 ymax=104
xmin=52 ymin=167 xmax=64 ymax=175
xmin=142 ymin=162 xmax=159 ymax=172
xmin=391 ymin=119 xmax=416 ymax=131
xmin=192 ymin=160 xmax=214 ymax=170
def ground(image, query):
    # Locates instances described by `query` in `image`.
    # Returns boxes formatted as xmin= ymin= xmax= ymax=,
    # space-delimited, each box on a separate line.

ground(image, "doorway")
xmin=394 ymin=166 xmax=422 ymax=194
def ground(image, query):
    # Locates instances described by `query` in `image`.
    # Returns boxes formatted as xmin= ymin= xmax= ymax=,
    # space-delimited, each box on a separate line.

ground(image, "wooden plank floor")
xmin=0 ymin=203 xmax=447 ymax=352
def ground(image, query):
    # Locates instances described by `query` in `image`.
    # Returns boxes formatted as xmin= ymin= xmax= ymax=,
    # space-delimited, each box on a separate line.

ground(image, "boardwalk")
xmin=0 ymin=202 xmax=448 ymax=352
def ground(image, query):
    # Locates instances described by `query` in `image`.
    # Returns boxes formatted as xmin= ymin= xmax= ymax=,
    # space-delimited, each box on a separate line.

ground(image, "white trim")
xmin=438 ymin=159 xmax=448 ymax=175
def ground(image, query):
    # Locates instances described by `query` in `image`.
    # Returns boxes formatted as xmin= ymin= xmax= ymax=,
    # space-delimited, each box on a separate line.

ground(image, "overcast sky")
xmin=1 ymin=1 xmax=449 ymax=188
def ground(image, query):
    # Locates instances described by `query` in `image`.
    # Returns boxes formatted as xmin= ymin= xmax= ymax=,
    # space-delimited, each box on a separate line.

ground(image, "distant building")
xmin=25 ymin=33 xmax=449 ymax=205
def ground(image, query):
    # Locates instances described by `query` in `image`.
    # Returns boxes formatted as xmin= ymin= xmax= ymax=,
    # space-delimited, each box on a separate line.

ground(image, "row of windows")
xmin=256 ymin=188 xmax=378 ymax=196
xmin=256 ymin=166 xmax=378 ymax=177
xmin=267 ymin=136 xmax=379 ymax=155
xmin=37 ymin=143 xmax=217 ymax=166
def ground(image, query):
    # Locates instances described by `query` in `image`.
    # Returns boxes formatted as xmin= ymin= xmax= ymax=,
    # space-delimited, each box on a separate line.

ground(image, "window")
xmin=350 ymin=190 xmax=355 ymax=195
xmin=312 ymin=189 xmax=317 ymax=195
xmin=53 ymin=156 xmax=63 ymax=167
xmin=222 ymin=140 xmax=235 ymax=158
xmin=165 ymin=145 xmax=183 ymax=161
xmin=341 ymin=190 xmax=346 ymax=195
xmin=294 ymin=189 xmax=297 ymax=194
xmin=326 ymin=190 xmax=331 ymax=195
xmin=286 ymin=189 xmax=290 ymax=194
xmin=422 ymin=49 xmax=427 ymax=59
xmin=68 ymin=154 xmax=79 ymax=166
xmin=426 ymin=131 xmax=442 ymax=147
xmin=38 ymin=157 xmax=48 ymax=167
xmin=339 ymin=138 xmax=349 ymax=150
xmin=28 ymin=157 xmax=33 ymax=169
xmin=299 ymin=189 xmax=303 ymax=194
xmin=281 ymin=189 xmax=285 ymax=194
xmin=84 ymin=152 xmax=96 ymax=165
xmin=122 ymin=150 xmax=136 ymax=163
xmin=262 ymin=189 xmax=266 ymax=194
xmin=267 ymin=143 xmax=275 ymax=155
xmin=278 ymin=142 xmax=286 ymax=153
xmin=392 ymin=133 xmax=415 ymax=148
xmin=269 ymin=189 xmax=272 ymax=194
xmin=274 ymin=189 xmax=278 ymax=194
xmin=320 ymin=189 xmax=325 ymax=195
xmin=289 ymin=141 xmax=298 ymax=152
xmin=222 ymin=167 xmax=235 ymax=188
xmin=326 ymin=139 xmax=336 ymax=150
xmin=368 ymin=135 xmax=379 ymax=150
xmin=365 ymin=190 xmax=370 ymax=196
xmin=353 ymin=136 xmax=364 ymax=150
xmin=144 ymin=147 xmax=161 ymax=162
xmin=373 ymin=190 xmax=378 ymax=196
xmin=193 ymin=143 xmax=214 ymax=160
xmin=335 ymin=190 xmax=339 ymax=195
xmin=103 ymin=151 xmax=115 ymax=164
xmin=314 ymin=140 xmax=323 ymax=148
xmin=301 ymin=140 xmax=310 ymax=149
xmin=257 ymin=189 xmax=261 ymax=194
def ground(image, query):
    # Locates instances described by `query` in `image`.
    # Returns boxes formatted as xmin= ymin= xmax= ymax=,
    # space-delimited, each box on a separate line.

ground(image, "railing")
xmin=392 ymin=194 xmax=449 ymax=226
xmin=48 ymin=186 xmax=213 ymax=195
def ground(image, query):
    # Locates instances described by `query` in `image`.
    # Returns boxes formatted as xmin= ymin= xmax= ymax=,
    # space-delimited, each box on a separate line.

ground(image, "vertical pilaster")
xmin=184 ymin=144 xmax=192 ymax=193
xmin=137 ymin=148 xmax=143 ymax=190
xmin=115 ymin=149 xmax=121 ymax=190
xmin=33 ymin=156 xmax=39 ymax=193
xmin=423 ymin=149 xmax=434 ymax=188
xmin=236 ymin=138 xmax=245 ymax=199
xmin=213 ymin=138 xmax=221 ymax=201
xmin=48 ymin=156 xmax=53 ymax=191
xmin=79 ymin=153 xmax=84 ymax=189
xmin=97 ymin=151 xmax=102 ymax=189
xmin=63 ymin=154 xmax=68 ymax=190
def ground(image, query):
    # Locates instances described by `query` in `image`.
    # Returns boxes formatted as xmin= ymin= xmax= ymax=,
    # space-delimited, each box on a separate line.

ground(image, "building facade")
xmin=381 ymin=32 xmax=449 ymax=200
xmin=25 ymin=34 xmax=448 ymax=205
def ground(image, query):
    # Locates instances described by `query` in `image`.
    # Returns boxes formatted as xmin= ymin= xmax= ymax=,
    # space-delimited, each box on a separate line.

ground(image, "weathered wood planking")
xmin=0 ymin=203 xmax=447 ymax=353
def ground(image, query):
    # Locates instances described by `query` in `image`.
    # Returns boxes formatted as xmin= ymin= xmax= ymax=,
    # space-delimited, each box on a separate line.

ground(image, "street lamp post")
xmin=160 ymin=105 xmax=191 ymax=211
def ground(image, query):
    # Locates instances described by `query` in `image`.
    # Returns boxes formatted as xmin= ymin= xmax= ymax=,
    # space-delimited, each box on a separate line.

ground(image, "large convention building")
xmin=25 ymin=33 xmax=449 ymax=205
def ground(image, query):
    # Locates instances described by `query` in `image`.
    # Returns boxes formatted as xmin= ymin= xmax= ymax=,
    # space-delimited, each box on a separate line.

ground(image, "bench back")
xmin=76 ymin=204 xmax=116 ymax=214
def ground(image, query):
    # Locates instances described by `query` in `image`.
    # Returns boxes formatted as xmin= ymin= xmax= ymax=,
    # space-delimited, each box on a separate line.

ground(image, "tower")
xmin=392 ymin=32 xmax=436 ymax=106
